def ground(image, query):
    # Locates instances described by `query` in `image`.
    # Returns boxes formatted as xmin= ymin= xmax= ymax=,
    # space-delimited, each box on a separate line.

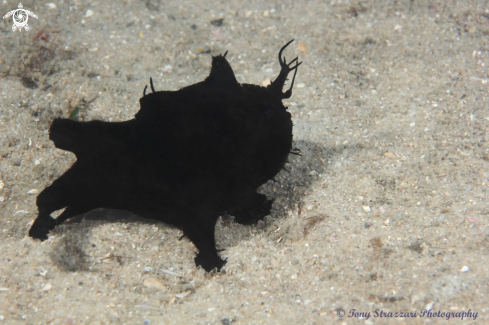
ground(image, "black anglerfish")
xmin=29 ymin=40 xmax=302 ymax=272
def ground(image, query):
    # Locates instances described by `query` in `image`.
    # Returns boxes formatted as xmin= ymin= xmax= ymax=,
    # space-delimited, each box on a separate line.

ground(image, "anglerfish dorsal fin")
xmin=205 ymin=51 xmax=239 ymax=87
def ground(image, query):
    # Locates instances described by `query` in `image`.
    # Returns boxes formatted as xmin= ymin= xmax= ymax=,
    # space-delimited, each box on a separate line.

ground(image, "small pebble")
xmin=85 ymin=9 xmax=94 ymax=18
xmin=295 ymin=293 xmax=301 ymax=303
xmin=27 ymin=189 xmax=38 ymax=194
xmin=175 ymin=290 xmax=191 ymax=299
xmin=0 ymin=315 xmax=4 ymax=320
xmin=143 ymin=277 xmax=166 ymax=290
xmin=211 ymin=29 xmax=222 ymax=40
xmin=461 ymin=266 xmax=469 ymax=273
xmin=143 ymin=320 xmax=150 ymax=325
xmin=221 ymin=318 xmax=230 ymax=325
xmin=211 ymin=18 xmax=224 ymax=26
xmin=34 ymin=160 xmax=40 ymax=165
xmin=181 ymin=283 xmax=195 ymax=293
xmin=46 ymin=3 xmax=57 ymax=9
xmin=297 ymin=42 xmax=307 ymax=54
xmin=297 ymin=83 xmax=305 ymax=88
xmin=31 ymin=104 xmax=39 ymax=113
xmin=41 ymin=283 xmax=52 ymax=291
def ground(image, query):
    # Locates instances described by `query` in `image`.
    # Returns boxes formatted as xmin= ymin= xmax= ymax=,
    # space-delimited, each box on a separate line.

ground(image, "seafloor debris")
xmin=28 ymin=40 xmax=302 ymax=272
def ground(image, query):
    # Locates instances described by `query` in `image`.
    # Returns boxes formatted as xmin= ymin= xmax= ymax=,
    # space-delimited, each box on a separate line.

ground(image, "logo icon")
xmin=3 ymin=3 xmax=38 ymax=31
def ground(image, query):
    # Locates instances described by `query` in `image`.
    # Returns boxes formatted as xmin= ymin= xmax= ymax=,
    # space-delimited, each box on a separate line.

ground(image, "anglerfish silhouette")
xmin=29 ymin=40 xmax=302 ymax=272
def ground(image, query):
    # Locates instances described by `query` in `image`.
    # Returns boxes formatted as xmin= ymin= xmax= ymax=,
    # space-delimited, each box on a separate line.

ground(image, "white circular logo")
xmin=3 ymin=3 xmax=38 ymax=32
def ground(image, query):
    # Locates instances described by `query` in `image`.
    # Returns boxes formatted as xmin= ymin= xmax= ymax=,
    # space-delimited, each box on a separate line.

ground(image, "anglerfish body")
xmin=29 ymin=40 xmax=302 ymax=271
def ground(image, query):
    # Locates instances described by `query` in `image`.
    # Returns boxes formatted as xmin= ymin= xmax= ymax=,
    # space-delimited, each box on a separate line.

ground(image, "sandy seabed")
xmin=1 ymin=0 xmax=488 ymax=324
